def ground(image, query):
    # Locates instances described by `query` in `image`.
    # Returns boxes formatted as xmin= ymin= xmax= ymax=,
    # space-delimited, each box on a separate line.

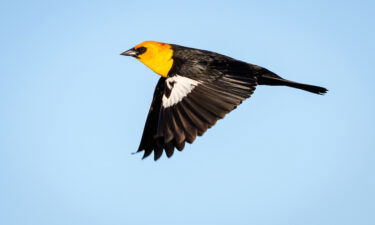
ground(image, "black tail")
xmin=257 ymin=73 xmax=328 ymax=95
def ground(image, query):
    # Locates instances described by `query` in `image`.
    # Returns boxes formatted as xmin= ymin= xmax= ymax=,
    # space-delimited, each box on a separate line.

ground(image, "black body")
xmin=136 ymin=44 xmax=328 ymax=160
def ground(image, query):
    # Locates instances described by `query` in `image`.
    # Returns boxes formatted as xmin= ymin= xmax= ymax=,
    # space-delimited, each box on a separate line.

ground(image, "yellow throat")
xmin=134 ymin=41 xmax=174 ymax=77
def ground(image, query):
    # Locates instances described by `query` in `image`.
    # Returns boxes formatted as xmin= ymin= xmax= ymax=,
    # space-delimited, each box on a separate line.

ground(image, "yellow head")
xmin=121 ymin=41 xmax=174 ymax=77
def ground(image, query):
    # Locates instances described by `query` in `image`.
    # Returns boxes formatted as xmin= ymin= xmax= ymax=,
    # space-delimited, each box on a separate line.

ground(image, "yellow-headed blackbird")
xmin=121 ymin=41 xmax=327 ymax=160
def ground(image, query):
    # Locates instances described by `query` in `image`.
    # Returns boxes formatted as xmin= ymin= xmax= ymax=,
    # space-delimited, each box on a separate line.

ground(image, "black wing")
xmin=136 ymin=77 xmax=166 ymax=160
xmin=136 ymin=72 xmax=257 ymax=160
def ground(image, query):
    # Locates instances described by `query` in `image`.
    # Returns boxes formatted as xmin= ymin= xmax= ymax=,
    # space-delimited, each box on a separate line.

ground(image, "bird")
xmin=121 ymin=41 xmax=327 ymax=160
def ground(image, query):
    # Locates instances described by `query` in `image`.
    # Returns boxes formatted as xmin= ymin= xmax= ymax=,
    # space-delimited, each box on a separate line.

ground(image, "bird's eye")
xmin=137 ymin=47 xmax=147 ymax=55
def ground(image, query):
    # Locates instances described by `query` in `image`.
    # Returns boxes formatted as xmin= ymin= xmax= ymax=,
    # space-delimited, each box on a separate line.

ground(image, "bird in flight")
xmin=121 ymin=41 xmax=327 ymax=160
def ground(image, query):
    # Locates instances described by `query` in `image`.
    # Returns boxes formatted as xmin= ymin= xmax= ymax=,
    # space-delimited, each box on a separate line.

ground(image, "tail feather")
xmin=258 ymin=74 xmax=328 ymax=95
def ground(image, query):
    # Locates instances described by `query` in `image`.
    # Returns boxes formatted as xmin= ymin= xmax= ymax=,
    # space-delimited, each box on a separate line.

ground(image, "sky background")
xmin=1 ymin=0 xmax=374 ymax=225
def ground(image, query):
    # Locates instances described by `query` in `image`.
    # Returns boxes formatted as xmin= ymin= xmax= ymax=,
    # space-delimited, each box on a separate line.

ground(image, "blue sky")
xmin=1 ymin=0 xmax=374 ymax=225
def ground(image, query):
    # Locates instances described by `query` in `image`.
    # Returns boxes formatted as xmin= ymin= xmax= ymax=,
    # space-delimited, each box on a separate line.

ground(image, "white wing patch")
xmin=162 ymin=75 xmax=200 ymax=108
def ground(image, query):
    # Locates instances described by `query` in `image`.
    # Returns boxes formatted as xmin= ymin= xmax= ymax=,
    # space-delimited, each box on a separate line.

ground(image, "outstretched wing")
xmin=137 ymin=73 xmax=257 ymax=160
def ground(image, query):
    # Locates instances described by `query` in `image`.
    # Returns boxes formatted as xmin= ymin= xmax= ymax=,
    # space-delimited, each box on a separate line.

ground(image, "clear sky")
xmin=1 ymin=0 xmax=374 ymax=225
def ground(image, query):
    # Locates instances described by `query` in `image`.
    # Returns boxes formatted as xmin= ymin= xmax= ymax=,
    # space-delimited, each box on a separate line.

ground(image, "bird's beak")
xmin=120 ymin=48 xmax=138 ymax=57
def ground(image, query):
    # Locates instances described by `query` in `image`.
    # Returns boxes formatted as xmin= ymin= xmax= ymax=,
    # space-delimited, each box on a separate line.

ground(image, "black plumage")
xmin=135 ymin=44 xmax=327 ymax=160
